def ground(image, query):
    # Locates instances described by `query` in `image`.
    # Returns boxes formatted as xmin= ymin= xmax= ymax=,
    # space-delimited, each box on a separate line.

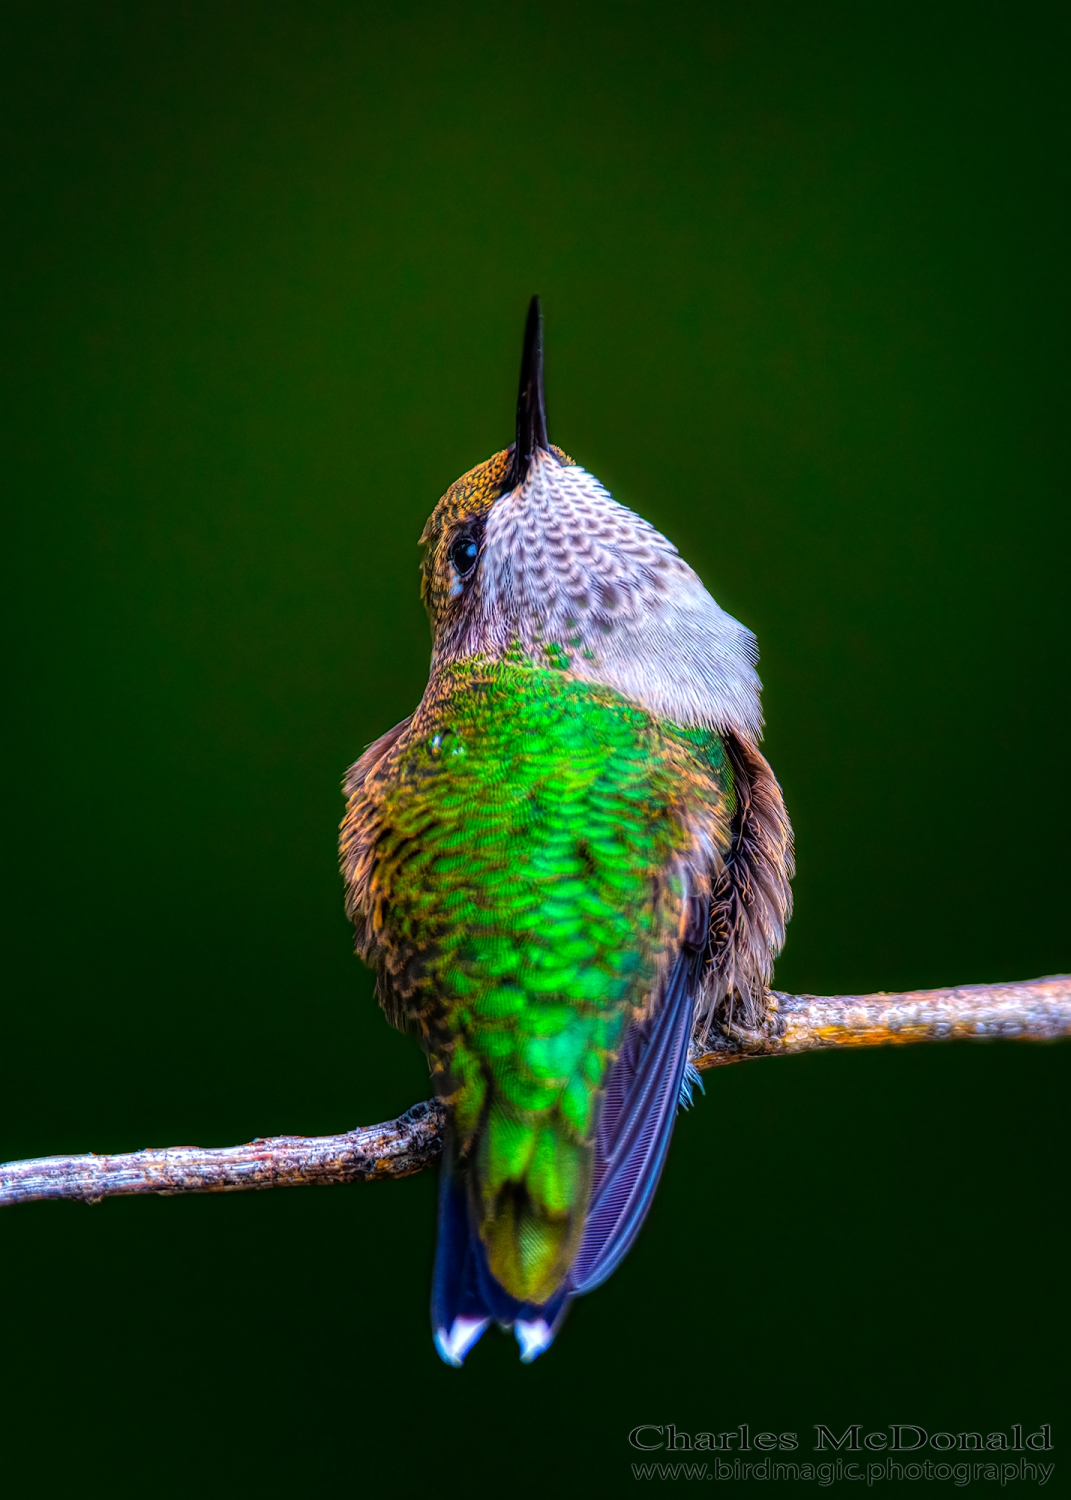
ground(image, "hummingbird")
xmin=340 ymin=298 xmax=793 ymax=1366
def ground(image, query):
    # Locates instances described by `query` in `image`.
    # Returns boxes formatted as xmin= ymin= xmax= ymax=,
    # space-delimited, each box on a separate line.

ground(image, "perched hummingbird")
xmin=340 ymin=299 xmax=793 ymax=1366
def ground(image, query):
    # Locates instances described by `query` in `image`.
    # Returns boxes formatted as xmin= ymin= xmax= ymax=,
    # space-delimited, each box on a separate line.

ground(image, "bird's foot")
xmin=720 ymin=1019 xmax=771 ymax=1051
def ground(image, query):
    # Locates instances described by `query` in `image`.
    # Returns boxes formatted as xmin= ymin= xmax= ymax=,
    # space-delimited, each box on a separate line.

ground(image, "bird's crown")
xmin=418 ymin=298 xmax=763 ymax=740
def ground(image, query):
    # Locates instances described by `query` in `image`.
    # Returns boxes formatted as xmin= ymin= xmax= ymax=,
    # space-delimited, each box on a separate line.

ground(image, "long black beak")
xmin=504 ymin=295 xmax=548 ymax=489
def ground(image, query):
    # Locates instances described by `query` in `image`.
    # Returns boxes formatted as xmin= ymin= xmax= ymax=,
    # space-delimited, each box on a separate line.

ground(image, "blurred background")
xmin=3 ymin=2 xmax=1067 ymax=1495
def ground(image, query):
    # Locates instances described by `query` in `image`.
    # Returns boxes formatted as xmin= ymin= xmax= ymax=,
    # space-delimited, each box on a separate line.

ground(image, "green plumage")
xmin=349 ymin=656 xmax=735 ymax=1303
xmin=340 ymin=314 xmax=793 ymax=1364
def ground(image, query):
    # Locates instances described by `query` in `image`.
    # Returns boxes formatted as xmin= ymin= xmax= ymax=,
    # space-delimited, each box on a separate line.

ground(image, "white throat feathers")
xmin=441 ymin=449 xmax=763 ymax=739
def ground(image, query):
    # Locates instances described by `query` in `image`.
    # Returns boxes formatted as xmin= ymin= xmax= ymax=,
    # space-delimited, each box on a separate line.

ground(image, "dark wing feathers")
xmin=568 ymin=940 xmax=703 ymax=1295
xmin=699 ymin=734 xmax=794 ymax=1034
xmin=566 ymin=737 xmax=793 ymax=1300
xmin=340 ymin=714 xmax=413 ymax=989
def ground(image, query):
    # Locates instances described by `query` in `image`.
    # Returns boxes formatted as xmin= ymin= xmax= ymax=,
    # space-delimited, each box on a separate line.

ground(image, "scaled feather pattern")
xmin=341 ymin=370 xmax=792 ymax=1364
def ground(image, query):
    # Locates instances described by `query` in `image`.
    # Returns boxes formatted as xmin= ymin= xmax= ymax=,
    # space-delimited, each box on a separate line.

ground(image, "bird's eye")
xmin=449 ymin=534 xmax=480 ymax=578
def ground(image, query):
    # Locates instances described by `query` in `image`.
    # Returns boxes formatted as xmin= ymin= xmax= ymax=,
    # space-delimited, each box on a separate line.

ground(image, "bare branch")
xmin=0 ymin=1100 xmax=446 ymax=1208
xmin=3 ymin=975 xmax=1068 ymax=1209
xmin=694 ymin=974 xmax=1071 ymax=1066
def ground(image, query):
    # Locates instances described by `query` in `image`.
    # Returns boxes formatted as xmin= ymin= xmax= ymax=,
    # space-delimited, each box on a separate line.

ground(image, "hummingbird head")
xmin=419 ymin=298 xmax=763 ymax=739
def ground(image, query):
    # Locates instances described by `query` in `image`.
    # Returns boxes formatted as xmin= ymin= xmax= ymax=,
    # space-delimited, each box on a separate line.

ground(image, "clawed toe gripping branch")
xmin=2 ymin=976 xmax=1068 ymax=1209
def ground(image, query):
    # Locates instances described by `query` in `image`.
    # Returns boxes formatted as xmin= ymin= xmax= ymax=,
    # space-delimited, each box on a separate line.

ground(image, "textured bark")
xmin=0 ymin=1100 xmax=445 ymax=1208
xmin=696 ymin=974 xmax=1071 ymax=1065
xmin=3 ymin=975 xmax=1068 ymax=1209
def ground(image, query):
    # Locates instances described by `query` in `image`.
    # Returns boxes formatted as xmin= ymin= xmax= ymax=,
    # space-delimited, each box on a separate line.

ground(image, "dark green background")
xmin=3 ymin=3 xmax=1068 ymax=1496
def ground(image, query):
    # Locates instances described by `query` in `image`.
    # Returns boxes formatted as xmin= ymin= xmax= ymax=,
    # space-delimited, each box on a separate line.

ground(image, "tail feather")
xmin=431 ymin=945 xmax=701 ymax=1365
xmin=431 ymin=1147 xmax=570 ymax=1366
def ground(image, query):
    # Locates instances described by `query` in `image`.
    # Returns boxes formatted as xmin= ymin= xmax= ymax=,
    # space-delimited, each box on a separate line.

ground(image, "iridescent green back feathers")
xmin=342 ymin=656 xmax=734 ymax=1303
